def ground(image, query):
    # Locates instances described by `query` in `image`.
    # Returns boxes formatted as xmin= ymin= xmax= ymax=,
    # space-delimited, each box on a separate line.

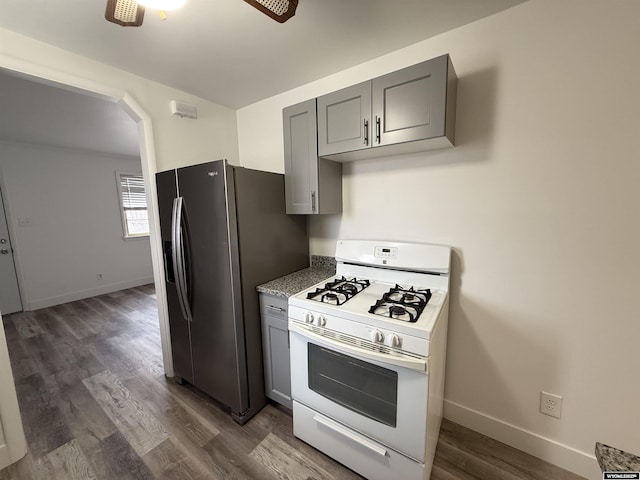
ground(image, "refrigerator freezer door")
xmin=156 ymin=169 xmax=194 ymax=384
xmin=176 ymin=161 xmax=248 ymax=414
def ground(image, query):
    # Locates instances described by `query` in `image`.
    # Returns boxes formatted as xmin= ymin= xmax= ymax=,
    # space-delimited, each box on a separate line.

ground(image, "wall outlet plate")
xmin=540 ymin=391 xmax=562 ymax=419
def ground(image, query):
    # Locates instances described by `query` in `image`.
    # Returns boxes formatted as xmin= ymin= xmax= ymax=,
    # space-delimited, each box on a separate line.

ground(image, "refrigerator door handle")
xmin=172 ymin=197 xmax=192 ymax=321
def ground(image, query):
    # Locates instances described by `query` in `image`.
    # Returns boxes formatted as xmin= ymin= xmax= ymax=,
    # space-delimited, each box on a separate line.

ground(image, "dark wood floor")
xmin=1 ymin=285 xmax=585 ymax=480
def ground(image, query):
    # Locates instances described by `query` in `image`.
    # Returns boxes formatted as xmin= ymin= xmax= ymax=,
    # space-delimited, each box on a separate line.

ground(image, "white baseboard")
xmin=443 ymin=399 xmax=601 ymax=480
xmin=0 ymin=444 xmax=10 ymax=471
xmin=27 ymin=277 xmax=154 ymax=311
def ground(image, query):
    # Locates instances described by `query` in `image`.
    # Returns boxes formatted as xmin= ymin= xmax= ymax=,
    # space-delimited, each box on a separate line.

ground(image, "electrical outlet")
xmin=97 ymin=273 xmax=103 ymax=280
xmin=540 ymin=391 xmax=562 ymax=419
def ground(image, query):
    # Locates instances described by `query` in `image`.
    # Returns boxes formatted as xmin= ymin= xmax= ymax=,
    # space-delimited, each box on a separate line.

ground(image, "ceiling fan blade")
xmin=243 ymin=0 xmax=298 ymax=23
xmin=105 ymin=0 xmax=145 ymax=27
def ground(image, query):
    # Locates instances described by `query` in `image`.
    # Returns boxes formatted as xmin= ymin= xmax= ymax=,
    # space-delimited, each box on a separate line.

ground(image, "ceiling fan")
xmin=105 ymin=0 xmax=298 ymax=27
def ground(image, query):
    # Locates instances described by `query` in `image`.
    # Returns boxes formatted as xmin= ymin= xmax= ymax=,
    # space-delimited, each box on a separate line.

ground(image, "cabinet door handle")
xmin=375 ymin=116 xmax=381 ymax=144
xmin=363 ymin=119 xmax=369 ymax=145
xmin=313 ymin=413 xmax=388 ymax=457
xmin=266 ymin=305 xmax=286 ymax=313
xmin=311 ymin=191 xmax=316 ymax=213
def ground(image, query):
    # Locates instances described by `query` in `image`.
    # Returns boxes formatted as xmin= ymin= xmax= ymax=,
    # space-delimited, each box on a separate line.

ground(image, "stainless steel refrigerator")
xmin=156 ymin=159 xmax=309 ymax=424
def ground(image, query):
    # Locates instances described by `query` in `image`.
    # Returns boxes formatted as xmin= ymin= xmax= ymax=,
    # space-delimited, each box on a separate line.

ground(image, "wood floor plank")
xmin=250 ymin=432 xmax=335 ymax=480
xmin=49 ymin=302 xmax=102 ymax=340
xmin=85 ymin=335 xmax=146 ymax=379
xmin=144 ymin=437 xmax=222 ymax=480
xmin=251 ymin=404 xmax=363 ymax=479
xmin=430 ymin=463 xmax=465 ymax=480
xmin=34 ymin=309 xmax=77 ymax=342
xmin=437 ymin=420 xmax=585 ymax=480
xmin=433 ymin=440 xmax=519 ymax=480
xmin=46 ymin=439 xmax=98 ymax=480
xmin=4 ymin=336 xmax=39 ymax=380
xmin=82 ymin=370 xmax=170 ymax=456
xmin=141 ymin=438 xmax=185 ymax=477
xmin=14 ymin=373 xmax=74 ymax=458
xmin=11 ymin=311 xmax=45 ymax=338
xmin=82 ymin=431 xmax=155 ymax=480
xmin=123 ymin=370 xmax=219 ymax=448
xmin=107 ymin=333 xmax=164 ymax=377
xmin=0 ymin=451 xmax=53 ymax=480
xmin=152 ymin=378 xmax=261 ymax=452
xmin=202 ymin=433 xmax=278 ymax=480
xmin=55 ymin=382 xmax=118 ymax=443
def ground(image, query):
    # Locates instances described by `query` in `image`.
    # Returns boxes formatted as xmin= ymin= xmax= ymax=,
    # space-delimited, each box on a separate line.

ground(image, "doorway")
xmin=0 ymin=67 xmax=171 ymax=377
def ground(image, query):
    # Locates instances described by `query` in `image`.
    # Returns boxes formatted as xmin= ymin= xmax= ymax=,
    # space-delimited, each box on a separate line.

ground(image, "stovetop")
xmin=289 ymin=275 xmax=448 ymax=342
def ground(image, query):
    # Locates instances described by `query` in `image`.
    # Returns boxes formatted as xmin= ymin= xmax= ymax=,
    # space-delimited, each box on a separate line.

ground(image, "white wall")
xmin=237 ymin=1 xmax=640 ymax=477
xmin=0 ymin=141 xmax=154 ymax=310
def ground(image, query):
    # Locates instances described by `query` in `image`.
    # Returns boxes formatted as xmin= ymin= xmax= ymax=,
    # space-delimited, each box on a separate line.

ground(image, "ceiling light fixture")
xmin=105 ymin=0 xmax=186 ymax=27
xmin=243 ymin=0 xmax=298 ymax=23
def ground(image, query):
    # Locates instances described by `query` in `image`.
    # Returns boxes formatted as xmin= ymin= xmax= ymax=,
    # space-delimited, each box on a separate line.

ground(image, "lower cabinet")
xmin=259 ymin=293 xmax=292 ymax=409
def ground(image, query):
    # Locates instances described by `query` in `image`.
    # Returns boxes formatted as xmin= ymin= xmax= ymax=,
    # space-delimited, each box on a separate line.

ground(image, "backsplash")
xmin=311 ymin=255 xmax=336 ymax=270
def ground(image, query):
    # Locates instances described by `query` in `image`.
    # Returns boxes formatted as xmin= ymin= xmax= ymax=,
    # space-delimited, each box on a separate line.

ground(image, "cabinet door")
xmin=372 ymin=55 xmax=448 ymax=147
xmin=283 ymin=99 xmax=318 ymax=214
xmin=262 ymin=315 xmax=292 ymax=408
xmin=259 ymin=294 xmax=292 ymax=409
xmin=317 ymin=81 xmax=371 ymax=156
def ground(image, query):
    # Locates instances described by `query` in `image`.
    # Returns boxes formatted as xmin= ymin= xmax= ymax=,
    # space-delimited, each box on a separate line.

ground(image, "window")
xmin=116 ymin=171 xmax=149 ymax=238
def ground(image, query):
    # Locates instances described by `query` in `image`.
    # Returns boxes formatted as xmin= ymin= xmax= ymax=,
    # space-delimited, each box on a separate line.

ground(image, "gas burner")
xmin=306 ymin=276 xmax=370 ymax=305
xmin=369 ymin=302 xmax=420 ymax=322
xmin=369 ymin=285 xmax=432 ymax=323
xmin=324 ymin=276 xmax=370 ymax=293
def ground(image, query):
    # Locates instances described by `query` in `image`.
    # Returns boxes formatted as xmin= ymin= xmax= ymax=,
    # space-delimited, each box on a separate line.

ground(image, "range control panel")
xmin=374 ymin=246 xmax=398 ymax=259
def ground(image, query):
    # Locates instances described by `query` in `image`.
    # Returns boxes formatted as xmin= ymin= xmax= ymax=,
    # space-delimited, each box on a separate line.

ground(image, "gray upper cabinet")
xmin=317 ymin=81 xmax=371 ymax=157
xmin=283 ymin=99 xmax=342 ymax=214
xmin=317 ymin=54 xmax=457 ymax=161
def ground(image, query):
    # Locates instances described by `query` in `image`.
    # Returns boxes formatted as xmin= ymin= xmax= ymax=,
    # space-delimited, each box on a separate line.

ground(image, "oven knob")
xmin=315 ymin=315 xmax=326 ymax=327
xmin=305 ymin=312 xmax=314 ymax=324
xmin=386 ymin=333 xmax=401 ymax=348
xmin=370 ymin=329 xmax=383 ymax=343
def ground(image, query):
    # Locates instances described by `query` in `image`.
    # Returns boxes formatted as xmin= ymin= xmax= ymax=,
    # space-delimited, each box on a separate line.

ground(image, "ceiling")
xmin=0 ymin=0 xmax=526 ymax=157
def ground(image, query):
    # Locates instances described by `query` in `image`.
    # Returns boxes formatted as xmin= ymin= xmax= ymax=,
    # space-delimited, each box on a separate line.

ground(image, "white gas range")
xmin=288 ymin=239 xmax=451 ymax=480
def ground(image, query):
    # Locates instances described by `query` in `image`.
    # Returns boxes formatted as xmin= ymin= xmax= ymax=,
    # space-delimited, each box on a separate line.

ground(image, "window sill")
xmin=123 ymin=234 xmax=150 ymax=241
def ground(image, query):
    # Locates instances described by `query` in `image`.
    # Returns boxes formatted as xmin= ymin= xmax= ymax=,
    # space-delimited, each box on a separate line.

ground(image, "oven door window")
xmin=308 ymin=343 xmax=398 ymax=427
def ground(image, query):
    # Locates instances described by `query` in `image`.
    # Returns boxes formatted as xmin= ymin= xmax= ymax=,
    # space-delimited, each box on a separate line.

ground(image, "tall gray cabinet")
xmin=317 ymin=54 xmax=457 ymax=161
xmin=283 ymin=99 xmax=342 ymax=214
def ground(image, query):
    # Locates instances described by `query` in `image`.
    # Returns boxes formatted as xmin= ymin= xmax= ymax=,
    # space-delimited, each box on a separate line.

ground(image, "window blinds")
xmin=118 ymin=173 xmax=149 ymax=237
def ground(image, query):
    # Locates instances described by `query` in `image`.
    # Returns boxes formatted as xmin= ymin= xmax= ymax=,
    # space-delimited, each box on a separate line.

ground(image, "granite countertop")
xmin=256 ymin=255 xmax=336 ymax=298
xmin=595 ymin=442 xmax=640 ymax=472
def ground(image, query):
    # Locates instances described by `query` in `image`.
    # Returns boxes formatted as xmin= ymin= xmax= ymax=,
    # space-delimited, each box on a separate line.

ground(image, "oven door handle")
xmin=313 ymin=413 xmax=388 ymax=457
xmin=289 ymin=323 xmax=427 ymax=373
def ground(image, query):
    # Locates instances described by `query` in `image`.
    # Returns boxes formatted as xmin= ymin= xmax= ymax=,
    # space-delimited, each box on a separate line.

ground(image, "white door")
xmin=0 ymin=188 xmax=22 ymax=315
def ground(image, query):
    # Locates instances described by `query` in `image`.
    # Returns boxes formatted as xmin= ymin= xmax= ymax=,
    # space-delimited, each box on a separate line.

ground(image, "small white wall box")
xmin=171 ymin=100 xmax=198 ymax=119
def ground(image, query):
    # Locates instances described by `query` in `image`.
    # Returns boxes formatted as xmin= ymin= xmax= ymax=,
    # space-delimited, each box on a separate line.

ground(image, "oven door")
xmin=289 ymin=323 xmax=429 ymax=462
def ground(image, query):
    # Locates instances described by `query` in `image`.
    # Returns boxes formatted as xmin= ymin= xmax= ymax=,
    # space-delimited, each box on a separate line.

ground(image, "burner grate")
xmin=369 ymin=285 xmax=431 ymax=323
xmin=306 ymin=276 xmax=370 ymax=305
